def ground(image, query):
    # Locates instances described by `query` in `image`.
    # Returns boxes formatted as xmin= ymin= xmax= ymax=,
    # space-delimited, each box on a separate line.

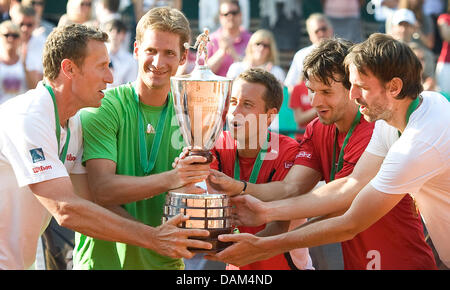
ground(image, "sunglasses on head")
xmin=221 ymin=10 xmax=240 ymax=17
xmin=3 ymin=33 xmax=20 ymax=39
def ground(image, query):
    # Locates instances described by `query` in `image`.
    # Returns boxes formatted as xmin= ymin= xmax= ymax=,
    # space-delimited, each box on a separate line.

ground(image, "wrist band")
xmin=239 ymin=180 xmax=247 ymax=195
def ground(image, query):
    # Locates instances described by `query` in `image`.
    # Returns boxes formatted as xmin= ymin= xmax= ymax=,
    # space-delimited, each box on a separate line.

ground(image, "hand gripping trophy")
xmin=163 ymin=28 xmax=234 ymax=253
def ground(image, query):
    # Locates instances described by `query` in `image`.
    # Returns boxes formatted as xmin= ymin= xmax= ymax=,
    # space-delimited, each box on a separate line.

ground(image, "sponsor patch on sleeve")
xmin=30 ymin=148 xmax=45 ymax=163
xmin=296 ymin=151 xmax=312 ymax=159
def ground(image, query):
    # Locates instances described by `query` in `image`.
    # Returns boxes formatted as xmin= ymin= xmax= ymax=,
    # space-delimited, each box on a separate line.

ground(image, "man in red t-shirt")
xmin=288 ymin=81 xmax=315 ymax=141
xmin=436 ymin=12 xmax=450 ymax=94
xmin=206 ymin=39 xmax=437 ymax=270
xmin=208 ymin=68 xmax=313 ymax=270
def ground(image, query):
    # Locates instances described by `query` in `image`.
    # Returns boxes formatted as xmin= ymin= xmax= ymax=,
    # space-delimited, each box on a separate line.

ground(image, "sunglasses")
xmin=255 ymin=42 xmax=270 ymax=49
xmin=314 ymin=26 xmax=328 ymax=34
xmin=31 ymin=1 xmax=44 ymax=6
xmin=220 ymin=10 xmax=240 ymax=17
xmin=3 ymin=33 xmax=20 ymax=39
xmin=20 ymin=22 xmax=34 ymax=28
xmin=81 ymin=2 xmax=92 ymax=7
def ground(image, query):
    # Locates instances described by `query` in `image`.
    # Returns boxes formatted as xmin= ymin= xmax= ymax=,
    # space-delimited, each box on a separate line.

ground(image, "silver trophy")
xmin=163 ymin=29 xmax=233 ymax=253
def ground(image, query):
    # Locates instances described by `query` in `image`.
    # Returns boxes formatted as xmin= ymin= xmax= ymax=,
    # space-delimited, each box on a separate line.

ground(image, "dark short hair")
xmin=103 ymin=19 xmax=128 ymax=33
xmin=43 ymin=24 xmax=109 ymax=80
xmin=18 ymin=5 xmax=36 ymax=17
xmin=303 ymin=38 xmax=353 ymax=90
xmin=236 ymin=68 xmax=283 ymax=112
xmin=101 ymin=0 xmax=120 ymax=13
xmin=344 ymin=33 xmax=423 ymax=100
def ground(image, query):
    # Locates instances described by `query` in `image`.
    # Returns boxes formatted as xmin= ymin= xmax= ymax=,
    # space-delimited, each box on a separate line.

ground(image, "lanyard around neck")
xmin=131 ymin=85 xmax=170 ymax=175
xmin=233 ymin=132 xmax=270 ymax=183
xmin=398 ymin=96 xmax=421 ymax=137
xmin=330 ymin=110 xmax=361 ymax=181
xmin=44 ymin=84 xmax=70 ymax=164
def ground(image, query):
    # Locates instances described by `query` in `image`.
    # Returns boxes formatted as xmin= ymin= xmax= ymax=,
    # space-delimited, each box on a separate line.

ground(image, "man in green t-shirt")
xmin=73 ymin=7 xmax=212 ymax=270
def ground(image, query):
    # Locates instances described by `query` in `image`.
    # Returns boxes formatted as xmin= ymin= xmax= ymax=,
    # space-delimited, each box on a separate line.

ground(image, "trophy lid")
xmin=171 ymin=28 xmax=232 ymax=83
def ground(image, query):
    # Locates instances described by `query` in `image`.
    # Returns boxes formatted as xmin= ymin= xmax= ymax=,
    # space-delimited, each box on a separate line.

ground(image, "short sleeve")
xmin=1 ymin=111 xmax=68 ymax=187
xmin=270 ymin=137 xmax=299 ymax=182
xmin=80 ymin=95 xmax=120 ymax=163
xmin=371 ymin=139 xmax=444 ymax=194
xmin=294 ymin=121 xmax=322 ymax=173
xmin=365 ymin=120 xmax=397 ymax=157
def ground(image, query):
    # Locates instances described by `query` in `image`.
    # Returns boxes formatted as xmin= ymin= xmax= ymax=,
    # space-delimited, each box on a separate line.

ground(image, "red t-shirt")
xmin=294 ymin=117 xmax=436 ymax=269
xmin=289 ymin=82 xmax=313 ymax=140
xmin=211 ymin=131 xmax=299 ymax=270
xmin=438 ymin=13 xmax=450 ymax=64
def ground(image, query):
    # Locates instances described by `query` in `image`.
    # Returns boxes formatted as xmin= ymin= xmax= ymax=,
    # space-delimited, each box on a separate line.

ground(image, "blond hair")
xmin=136 ymin=7 xmax=191 ymax=53
xmin=244 ymin=29 xmax=279 ymax=65
xmin=0 ymin=20 xmax=21 ymax=35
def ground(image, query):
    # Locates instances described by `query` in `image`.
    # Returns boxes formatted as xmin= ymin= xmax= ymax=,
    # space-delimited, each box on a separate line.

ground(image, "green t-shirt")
xmin=73 ymin=83 xmax=185 ymax=270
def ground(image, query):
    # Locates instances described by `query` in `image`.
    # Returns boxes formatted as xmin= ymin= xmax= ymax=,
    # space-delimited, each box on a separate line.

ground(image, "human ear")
xmin=387 ymin=77 xmax=403 ymax=98
xmin=60 ymin=59 xmax=76 ymax=79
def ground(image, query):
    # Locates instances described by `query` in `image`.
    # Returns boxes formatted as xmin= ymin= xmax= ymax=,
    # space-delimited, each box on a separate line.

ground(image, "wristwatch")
xmin=239 ymin=180 xmax=247 ymax=195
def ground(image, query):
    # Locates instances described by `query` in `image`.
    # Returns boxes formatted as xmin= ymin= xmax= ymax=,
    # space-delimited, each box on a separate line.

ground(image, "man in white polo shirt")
xmin=0 ymin=24 xmax=212 ymax=270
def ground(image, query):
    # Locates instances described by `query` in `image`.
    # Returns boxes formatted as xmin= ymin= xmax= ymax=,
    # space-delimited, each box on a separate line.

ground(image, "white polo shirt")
xmin=366 ymin=91 xmax=450 ymax=267
xmin=0 ymin=82 xmax=85 ymax=269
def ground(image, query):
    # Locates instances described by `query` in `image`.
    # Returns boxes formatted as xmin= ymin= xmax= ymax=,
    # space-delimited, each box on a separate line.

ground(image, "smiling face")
xmin=306 ymin=74 xmax=351 ymax=126
xmin=134 ymin=29 xmax=186 ymax=91
xmin=228 ymin=79 xmax=276 ymax=147
xmin=71 ymin=40 xmax=113 ymax=108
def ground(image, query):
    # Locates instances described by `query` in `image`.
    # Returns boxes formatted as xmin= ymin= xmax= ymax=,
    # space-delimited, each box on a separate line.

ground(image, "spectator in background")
xmin=435 ymin=3 xmax=450 ymax=95
xmin=259 ymin=0 xmax=303 ymax=52
xmin=10 ymin=4 xmax=45 ymax=89
xmin=199 ymin=0 xmax=250 ymax=33
xmin=226 ymin=29 xmax=285 ymax=83
xmin=285 ymin=13 xmax=334 ymax=92
xmin=58 ymin=0 xmax=93 ymax=27
xmin=423 ymin=0 xmax=445 ymax=55
xmin=371 ymin=0 xmax=399 ymax=32
xmin=0 ymin=20 xmax=28 ymax=104
xmin=409 ymin=42 xmax=436 ymax=91
xmin=94 ymin=0 xmax=121 ymax=26
xmin=22 ymin=0 xmax=54 ymax=38
xmin=1 ymin=0 xmax=11 ymax=22
xmin=389 ymin=0 xmax=436 ymax=49
xmin=102 ymin=19 xmax=138 ymax=88
xmin=321 ymin=0 xmax=363 ymax=43
xmin=388 ymin=8 xmax=436 ymax=81
xmin=288 ymin=77 xmax=315 ymax=141
xmin=207 ymin=0 xmax=251 ymax=76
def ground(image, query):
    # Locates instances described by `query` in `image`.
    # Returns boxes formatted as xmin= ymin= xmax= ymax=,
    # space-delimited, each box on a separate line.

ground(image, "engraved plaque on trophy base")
xmin=163 ymin=192 xmax=233 ymax=253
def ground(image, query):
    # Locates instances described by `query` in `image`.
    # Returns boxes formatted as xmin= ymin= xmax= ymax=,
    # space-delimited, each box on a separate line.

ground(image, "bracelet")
xmin=239 ymin=180 xmax=247 ymax=195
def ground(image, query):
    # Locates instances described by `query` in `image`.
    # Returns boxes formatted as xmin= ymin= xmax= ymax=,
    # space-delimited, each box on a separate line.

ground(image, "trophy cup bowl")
xmin=165 ymin=59 xmax=233 ymax=253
